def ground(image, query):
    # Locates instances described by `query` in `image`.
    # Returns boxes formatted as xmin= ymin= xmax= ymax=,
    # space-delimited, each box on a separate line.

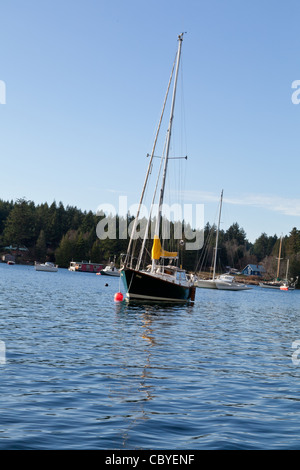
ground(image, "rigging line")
xmin=178 ymin=56 xmax=188 ymax=230
xmin=127 ymin=270 xmax=135 ymax=294
xmin=200 ymin=231 xmax=214 ymax=274
xmin=139 ymin=245 xmax=151 ymax=270
xmin=136 ymin=134 xmax=168 ymax=271
xmin=147 ymin=154 xmax=187 ymax=159
xmin=194 ymin=216 xmax=217 ymax=273
xmin=180 ymin=54 xmax=188 ymax=158
xmin=126 ymin=53 xmax=177 ymax=266
xmin=168 ymin=58 xmax=187 ymax=245
xmin=152 ymin=34 xmax=183 ymax=260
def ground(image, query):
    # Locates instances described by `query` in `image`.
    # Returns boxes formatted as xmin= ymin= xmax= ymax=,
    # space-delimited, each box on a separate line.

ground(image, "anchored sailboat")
xmin=195 ymin=190 xmax=224 ymax=289
xmin=195 ymin=190 xmax=250 ymax=291
xmin=259 ymin=236 xmax=298 ymax=290
xmin=120 ymin=34 xmax=196 ymax=302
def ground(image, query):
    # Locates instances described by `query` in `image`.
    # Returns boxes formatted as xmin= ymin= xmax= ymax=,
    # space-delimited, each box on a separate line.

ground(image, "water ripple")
xmin=1 ymin=264 xmax=300 ymax=449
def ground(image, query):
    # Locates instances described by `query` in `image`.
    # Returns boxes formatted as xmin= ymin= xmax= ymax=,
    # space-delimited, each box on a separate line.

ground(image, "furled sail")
xmin=151 ymin=235 xmax=178 ymax=260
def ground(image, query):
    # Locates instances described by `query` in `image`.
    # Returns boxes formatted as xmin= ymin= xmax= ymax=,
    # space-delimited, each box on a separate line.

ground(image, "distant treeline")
xmin=0 ymin=198 xmax=300 ymax=280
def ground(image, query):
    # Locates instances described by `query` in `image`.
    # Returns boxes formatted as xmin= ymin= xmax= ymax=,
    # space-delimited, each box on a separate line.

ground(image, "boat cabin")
xmin=146 ymin=264 xmax=190 ymax=285
xmin=69 ymin=261 xmax=103 ymax=273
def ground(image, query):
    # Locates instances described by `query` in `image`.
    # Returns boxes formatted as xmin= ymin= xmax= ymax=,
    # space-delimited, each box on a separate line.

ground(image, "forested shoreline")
xmin=1 ymin=198 xmax=300 ymax=283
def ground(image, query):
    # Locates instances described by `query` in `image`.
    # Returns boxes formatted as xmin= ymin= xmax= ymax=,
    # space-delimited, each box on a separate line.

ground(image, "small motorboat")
xmin=34 ymin=262 xmax=58 ymax=272
xmin=100 ymin=262 xmax=120 ymax=277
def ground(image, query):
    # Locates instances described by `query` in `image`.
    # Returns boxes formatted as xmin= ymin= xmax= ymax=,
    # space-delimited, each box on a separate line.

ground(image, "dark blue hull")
xmin=121 ymin=268 xmax=195 ymax=302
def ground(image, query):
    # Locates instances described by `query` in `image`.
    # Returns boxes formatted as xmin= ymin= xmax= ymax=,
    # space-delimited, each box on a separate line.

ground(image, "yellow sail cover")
xmin=151 ymin=235 xmax=178 ymax=260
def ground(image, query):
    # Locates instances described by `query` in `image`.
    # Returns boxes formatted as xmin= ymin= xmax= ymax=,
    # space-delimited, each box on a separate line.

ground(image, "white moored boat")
xmin=196 ymin=274 xmax=250 ymax=291
xmin=194 ymin=191 xmax=251 ymax=292
xmin=215 ymin=274 xmax=251 ymax=290
xmin=100 ymin=263 xmax=120 ymax=277
xmin=35 ymin=262 xmax=58 ymax=272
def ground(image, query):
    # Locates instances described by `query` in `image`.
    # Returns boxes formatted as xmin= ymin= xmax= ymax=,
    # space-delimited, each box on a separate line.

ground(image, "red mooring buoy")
xmin=114 ymin=292 xmax=124 ymax=302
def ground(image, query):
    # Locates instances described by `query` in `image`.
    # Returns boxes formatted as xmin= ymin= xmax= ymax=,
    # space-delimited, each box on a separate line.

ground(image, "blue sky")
xmin=1 ymin=0 xmax=300 ymax=242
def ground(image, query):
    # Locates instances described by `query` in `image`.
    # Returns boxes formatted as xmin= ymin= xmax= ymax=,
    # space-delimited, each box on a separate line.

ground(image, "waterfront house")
xmin=241 ymin=264 xmax=265 ymax=276
xmin=1 ymin=253 xmax=15 ymax=263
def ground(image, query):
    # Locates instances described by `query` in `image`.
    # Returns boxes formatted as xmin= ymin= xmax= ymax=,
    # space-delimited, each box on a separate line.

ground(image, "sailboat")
xmin=194 ymin=190 xmax=223 ymax=289
xmin=194 ymin=190 xmax=250 ymax=291
xmin=120 ymin=34 xmax=196 ymax=302
xmin=259 ymin=238 xmax=298 ymax=290
xmin=284 ymin=259 xmax=298 ymax=290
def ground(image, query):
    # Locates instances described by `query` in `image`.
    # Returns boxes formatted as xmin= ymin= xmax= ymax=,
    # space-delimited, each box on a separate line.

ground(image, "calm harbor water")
xmin=1 ymin=262 xmax=300 ymax=449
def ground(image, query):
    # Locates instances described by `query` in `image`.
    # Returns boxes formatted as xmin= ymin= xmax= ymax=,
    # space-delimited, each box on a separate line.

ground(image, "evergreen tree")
xmin=225 ymin=222 xmax=246 ymax=245
xmin=3 ymin=198 xmax=36 ymax=249
xmin=75 ymin=233 xmax=87 ymax=261
xmin=287 ymin=228 xmax=300 ymax=255
xmin=91 ymin=240 xmax=103 ymax=263
xmin=0 ymin=200 xmax=13 ymax=235
xmin=1 ymin=196 xmax=300 ymax=285
xmin=252 ymin=233 xmax=270 ymax=261
xmin=55 ymin=233 xmax=75 ymax=268
xmin=35 ymin=229 xmax=47 ymax=261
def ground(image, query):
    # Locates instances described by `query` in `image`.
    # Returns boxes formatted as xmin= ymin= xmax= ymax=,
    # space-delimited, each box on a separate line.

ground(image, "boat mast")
xmin=285 ymin=258 xmax=289 ymax=282
xmin=212 ymin=190 xmax=223 ymax=281
xmin=276 ymin=235 xmax=283 ymax=280
xmin=125 ymin=55 xmax=176 ymax=269
xmin=151 ymin=33 xmax=184 ymax=271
